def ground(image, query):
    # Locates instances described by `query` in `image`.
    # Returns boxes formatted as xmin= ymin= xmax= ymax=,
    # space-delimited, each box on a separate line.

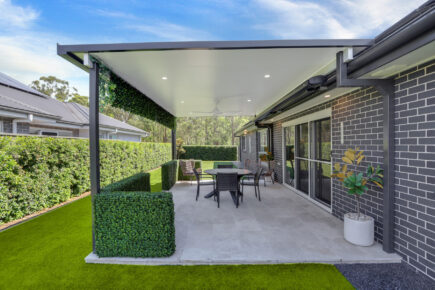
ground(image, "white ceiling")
xmin=93 ymin=48 xmax=347 ymax=117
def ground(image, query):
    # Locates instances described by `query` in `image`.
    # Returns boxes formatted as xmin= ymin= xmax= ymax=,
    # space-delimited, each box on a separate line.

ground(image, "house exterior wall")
xmin=392 ymin=60 xmax=435 ymax=279
xmin=240 ymin=60 xmax=435 ymax=279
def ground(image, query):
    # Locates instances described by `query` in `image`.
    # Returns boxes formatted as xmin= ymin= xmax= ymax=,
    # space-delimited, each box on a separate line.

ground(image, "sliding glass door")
xmin=312 ymin=118 xmax=331 ymax=205
xmin=282 ymin=114 xmax=332 ymax=208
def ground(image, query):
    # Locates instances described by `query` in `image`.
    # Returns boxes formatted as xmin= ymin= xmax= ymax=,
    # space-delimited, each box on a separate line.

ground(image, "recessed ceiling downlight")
xmin=247 ymin=99 xmax=252 ymax=102
xmin=264 ymin=74 xmax=270 ymax=78
xmin=324 ymin=95 xmax=331 ymax=98
xmin=161 ymin=76 xmax=168 ymax=80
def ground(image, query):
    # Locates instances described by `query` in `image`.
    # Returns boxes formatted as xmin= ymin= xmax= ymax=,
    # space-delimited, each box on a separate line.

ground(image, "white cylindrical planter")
xmin=344 ymin=213 xmax=374 ymax=246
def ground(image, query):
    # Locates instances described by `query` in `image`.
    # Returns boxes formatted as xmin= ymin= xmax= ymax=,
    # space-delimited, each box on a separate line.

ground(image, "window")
xmin=248 ymin=135 xmax=252 ymax=153
xmin=0 ymin=121 xmax=3 ymax=133
xmin=258 ymin=129 xmax=268 ymax=153
xmin=241 ymin=136 xmax=247 ymax=151
xmin=41 ymin=131 xmax=58 ymax=136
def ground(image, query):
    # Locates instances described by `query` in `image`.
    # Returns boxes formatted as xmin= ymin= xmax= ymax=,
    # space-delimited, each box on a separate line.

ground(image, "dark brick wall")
xmin=393 ymin=60 xmax=435 ymax=279
xmin=331 ymin=87 xmax=385 ymax=242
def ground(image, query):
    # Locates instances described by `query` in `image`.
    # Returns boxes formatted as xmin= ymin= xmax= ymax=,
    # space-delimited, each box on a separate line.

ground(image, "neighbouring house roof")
xmin=0 ymin=72 xmax=148 ymax=136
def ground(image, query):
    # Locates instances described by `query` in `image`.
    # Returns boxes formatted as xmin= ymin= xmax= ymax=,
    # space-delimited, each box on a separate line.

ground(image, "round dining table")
xmin=203 ymin=168 xmax=252 ymax=203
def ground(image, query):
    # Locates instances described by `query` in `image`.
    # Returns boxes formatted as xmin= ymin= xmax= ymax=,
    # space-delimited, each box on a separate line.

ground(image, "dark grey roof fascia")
xmin=57 ymin=39 xmax=372 ymax=72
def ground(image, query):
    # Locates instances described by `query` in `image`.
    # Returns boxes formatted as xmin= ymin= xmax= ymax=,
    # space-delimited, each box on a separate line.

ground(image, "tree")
xmin=30 ymin=76 xmax=78 ymax=102
xmin=69 ymin=94 xmax=89 ymax=107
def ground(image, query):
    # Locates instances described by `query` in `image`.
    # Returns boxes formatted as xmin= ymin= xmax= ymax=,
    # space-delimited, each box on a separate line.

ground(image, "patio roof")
xmin=58 ymin=40 xmax=371 ymax=117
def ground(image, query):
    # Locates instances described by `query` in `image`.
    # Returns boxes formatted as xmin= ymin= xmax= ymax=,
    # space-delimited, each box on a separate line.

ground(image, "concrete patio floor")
xmin=86 ymin=182 xmax=401 ymax=265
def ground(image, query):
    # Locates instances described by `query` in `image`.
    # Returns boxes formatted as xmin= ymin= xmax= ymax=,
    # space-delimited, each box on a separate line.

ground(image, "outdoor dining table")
xmin=203 ymin=168 xmax=252 ymax=206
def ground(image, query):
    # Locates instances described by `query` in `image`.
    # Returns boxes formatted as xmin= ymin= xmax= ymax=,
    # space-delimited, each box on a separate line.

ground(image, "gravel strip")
xmin=335 ymin=262 xmax=434 ymax=290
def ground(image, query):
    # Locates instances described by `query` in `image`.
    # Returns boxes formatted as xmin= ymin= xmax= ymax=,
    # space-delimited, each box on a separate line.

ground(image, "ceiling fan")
xmin=189 ymin=96 xmax=243 ymax=116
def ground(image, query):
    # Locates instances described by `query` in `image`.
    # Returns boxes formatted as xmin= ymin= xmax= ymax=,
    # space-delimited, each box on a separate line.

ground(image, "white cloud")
xmin=0 ymin=1 xmax=88 ymax=95
xmin=253 ymin=0 xmax=427 ymax=38
xmin=0 ymin=0 xmax=39 ymax=29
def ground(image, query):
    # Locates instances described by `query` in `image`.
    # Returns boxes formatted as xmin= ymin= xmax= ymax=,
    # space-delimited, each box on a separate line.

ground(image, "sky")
xmin=0 ymin=0 xmax=427 ymax=96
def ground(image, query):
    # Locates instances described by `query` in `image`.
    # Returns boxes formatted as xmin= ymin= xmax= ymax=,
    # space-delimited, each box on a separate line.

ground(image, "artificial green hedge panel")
xmin=179 ymin=145 xmax=237 ymax=161
xmin=94 ymin=191 xmax=175 ymax=257
xmin=0 ymin=136 xmax=171 ymax=224
xmin=177 ymin=160 xmax=202 ymax=181
xmin=101 ymin=173 xmax=150 ymax=192
xmin=161 ymin=160 xmax=178 ymax=190
xmin=99 ymin=66 xmax=176 ymax=130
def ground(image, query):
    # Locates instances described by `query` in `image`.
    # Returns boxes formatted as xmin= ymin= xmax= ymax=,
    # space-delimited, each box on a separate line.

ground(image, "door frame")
xmin=281 ymin=108 xmax=332 ymax=212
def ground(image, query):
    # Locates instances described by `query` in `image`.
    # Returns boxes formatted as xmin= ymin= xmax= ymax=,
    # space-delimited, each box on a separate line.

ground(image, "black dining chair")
xmin=241 ymin=167 xmax=264 ymax=201
xmin=193 ymin=168 xmax=215 ymax=201
xmin=215 ymin=173 xmax=240 ymax=208
xmin=217 ymin=164 xmax=233 ymax=169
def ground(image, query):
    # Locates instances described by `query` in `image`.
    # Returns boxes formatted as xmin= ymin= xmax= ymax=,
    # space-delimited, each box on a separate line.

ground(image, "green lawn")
xmin=0 ymin=163 xmax=353 ymax=289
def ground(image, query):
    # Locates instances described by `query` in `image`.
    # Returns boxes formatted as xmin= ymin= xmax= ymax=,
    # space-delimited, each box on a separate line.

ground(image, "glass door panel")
xmin=296 ymin=123 xmax=309 ymax=194
xmin=312 ymin=118 xmax=331 ymax=205
xmin=312 ymin=162 xmax=331 ymax=204
xmin=284 ymin=126 xmax=295 ymax=187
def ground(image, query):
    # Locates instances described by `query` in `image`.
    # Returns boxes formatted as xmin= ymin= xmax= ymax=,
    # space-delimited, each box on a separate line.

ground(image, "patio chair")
xmin=180 ymin=159 xmax=198 ymax=184
xmin=215 ymin=173 xmax=240 ymax=208
xmin=217 ymin=164 xmax=233 ymax=169
xmin=193 ymin=168 xmax=215 ymax=201
xmin=261 ymin=160 xmax=276 ymax=187
xmin=241 ymin=167 xmax=264 ymax=201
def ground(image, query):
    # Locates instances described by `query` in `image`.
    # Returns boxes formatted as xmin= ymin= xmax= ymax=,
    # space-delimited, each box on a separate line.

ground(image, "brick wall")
xmin=393 ymin=60 xmax=435 ymax=279
xmin=268 ymin=59 xmax=435 ymax=280
xmin=331 ymin=87 xmax=385 ymax=242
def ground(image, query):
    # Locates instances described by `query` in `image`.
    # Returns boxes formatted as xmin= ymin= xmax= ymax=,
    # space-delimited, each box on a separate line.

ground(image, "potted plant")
xmin=332 ymin=148 xmax=384 ymax=246
xmin=259 ymin=148 xmax=274 ymax=169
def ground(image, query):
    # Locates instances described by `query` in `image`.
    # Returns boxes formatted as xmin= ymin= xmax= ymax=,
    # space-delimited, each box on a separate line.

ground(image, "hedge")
xmin=177 ymin=160 xmax=202 ymax=181
xmin=179 ymin=145 xmax=237 ymax=161
xmin=213 ymin=161 xmax=236 ymax=168
xmin=0 ymin=136 xmax=171 ymax=224
xmin=101 ymin=173 xmax=150 ymax=192
xmin=94 ymin=191 xmax=175 ymax=257
xmin=161 ymin=160 xmax=178 ymax=190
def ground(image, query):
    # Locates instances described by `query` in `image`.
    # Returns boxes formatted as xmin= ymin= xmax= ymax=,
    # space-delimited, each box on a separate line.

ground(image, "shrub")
xmin=161 ymin=160 xmax=178 ymax=190
xmin=179 ymin=145 xmax=237 ymax=161
xmin=0 ymin=136 xmax=171 ymax=224
xmin=101 ymin=173 xmax=150 ymax=192
xmin=177 ymin=160 xmax=202 ymax=181
xmin=94 ymin=191 xmax=175 ymax=257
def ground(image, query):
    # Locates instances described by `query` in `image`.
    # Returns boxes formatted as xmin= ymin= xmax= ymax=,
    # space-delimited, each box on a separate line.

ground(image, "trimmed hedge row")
xmin=94 ymin=191 xmax=175 ymax=257
xmin=177 ymin=160 xmax=202 ymax=181
xmin=101 ymin=173 xmax=150 ymax=192
xmin=213 ymin=161 xmax=236 ymax=169
xmin=0 ymin=136 xmax=171 ymax=224
xmin=179 ymin=145 xmax=237 ymax=161
xmin=162 ymin=160 xmax=178 ymax=190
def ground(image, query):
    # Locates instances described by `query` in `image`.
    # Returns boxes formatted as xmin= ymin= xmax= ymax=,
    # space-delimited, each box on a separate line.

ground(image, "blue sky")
xmin=0 ymin=0 xmax=426 ymax=96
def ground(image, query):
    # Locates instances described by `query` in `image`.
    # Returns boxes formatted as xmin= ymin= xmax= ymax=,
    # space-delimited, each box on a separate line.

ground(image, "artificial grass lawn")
xmin=0 ymin=162 xmax=353 ymax=289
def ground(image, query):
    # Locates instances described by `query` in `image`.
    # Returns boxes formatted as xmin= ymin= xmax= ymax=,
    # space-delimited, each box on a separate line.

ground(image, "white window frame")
xmin=242 ymin=136 xmax=247 ymax=151
xmin=248 ymin=135 xmax=252 ymax=153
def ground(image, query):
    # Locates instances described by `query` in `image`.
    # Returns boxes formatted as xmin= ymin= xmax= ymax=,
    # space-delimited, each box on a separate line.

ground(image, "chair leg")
xmin=257 ymin=185 xmax=261 ymax=201
xmin=254 ymin=186 xmax=257 ymax=198
xmin=264 ymin=177 xmax=266 ymax=187
xmin=236 ymin=191 xmax=239 ymax=208
xmin=217 ymin=191 xmax=220 ymax=208
xmin=196 ymin=183 xmax=200 ymax=201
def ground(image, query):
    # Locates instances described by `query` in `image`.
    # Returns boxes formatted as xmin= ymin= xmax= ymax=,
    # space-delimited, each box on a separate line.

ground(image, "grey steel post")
xmin=89 ymin=62 xmax=100 ymax=252
xmin=336 ymin=51 xmax=395 ymax=253
xmin=171 ymin=129 xmax=176 ymax=160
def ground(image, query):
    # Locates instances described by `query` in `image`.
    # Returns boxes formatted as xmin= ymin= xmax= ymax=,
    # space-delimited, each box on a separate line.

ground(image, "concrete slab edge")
xmin=85 ymin=252 xmax=402 ymax=266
